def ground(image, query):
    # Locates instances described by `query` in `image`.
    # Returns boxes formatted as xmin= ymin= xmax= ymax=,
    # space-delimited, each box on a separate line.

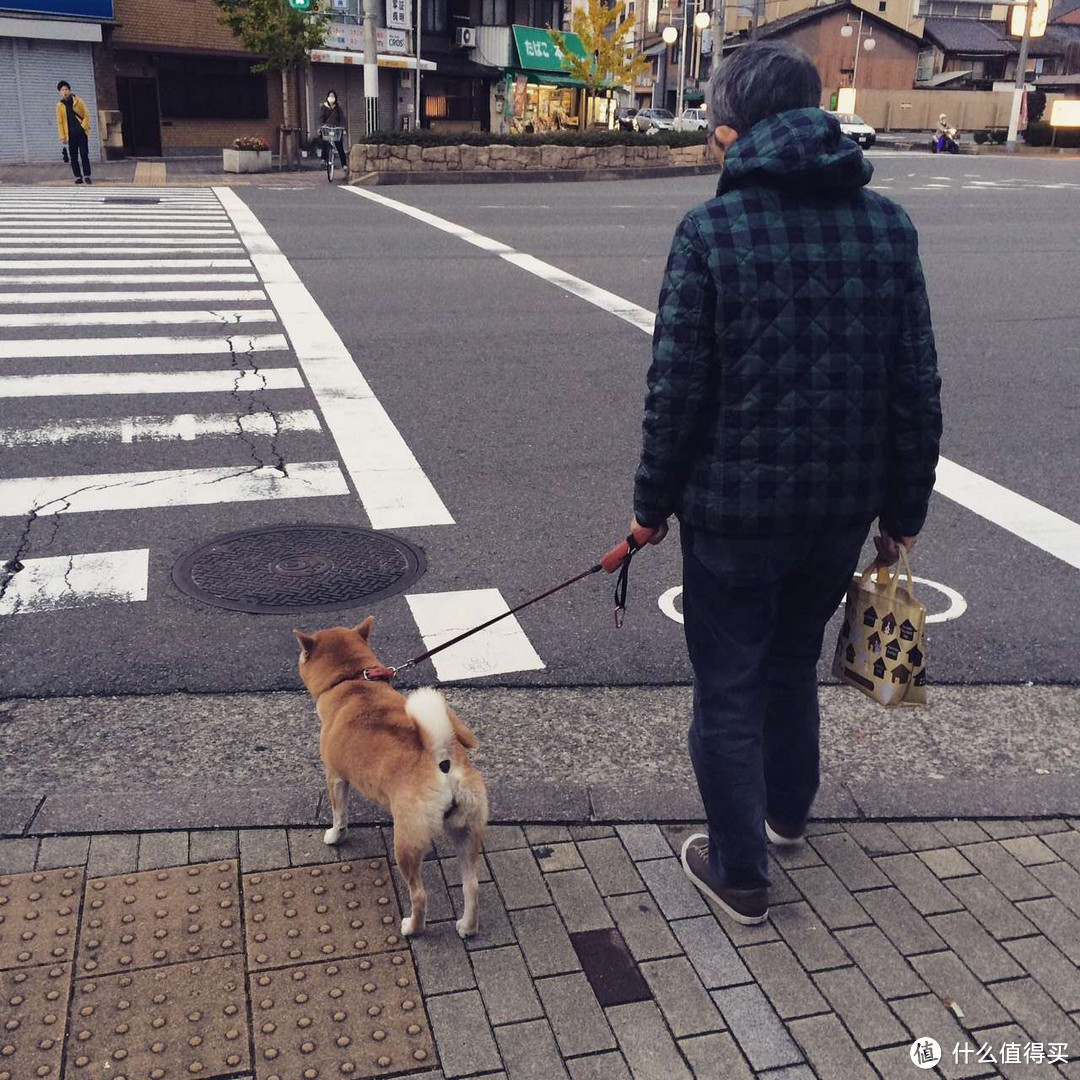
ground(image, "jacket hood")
xmin=718 ymin=107 xmax=873 ymax=196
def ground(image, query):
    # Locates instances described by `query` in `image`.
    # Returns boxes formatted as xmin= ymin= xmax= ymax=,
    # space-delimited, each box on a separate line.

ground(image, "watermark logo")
xmin=911 ymin=1038 xmax=942 ymax=1069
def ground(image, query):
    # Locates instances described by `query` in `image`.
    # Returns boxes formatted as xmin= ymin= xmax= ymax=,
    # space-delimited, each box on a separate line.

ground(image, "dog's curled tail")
xmin=406 ymin=688 xmax=476 ymax=769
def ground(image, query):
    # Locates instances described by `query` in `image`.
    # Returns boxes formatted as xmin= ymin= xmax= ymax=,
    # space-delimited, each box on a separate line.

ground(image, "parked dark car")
xmin=616 ymin=107 xmax=638 ymax=132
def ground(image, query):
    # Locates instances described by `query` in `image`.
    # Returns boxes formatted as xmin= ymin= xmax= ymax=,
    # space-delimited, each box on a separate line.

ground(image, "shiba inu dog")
xmin=294 ymin=617 xmax=488 ymax=938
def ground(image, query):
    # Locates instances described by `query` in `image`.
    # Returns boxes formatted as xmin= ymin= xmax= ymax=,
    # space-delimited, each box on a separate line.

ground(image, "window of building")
xmin=878 ymin=1 xmax=887 ymax=10
xmin=158 ymin=56 xmax=268 ymax=120
xmin=924 ymin=0 xmax=992 ymax=15
xmin=425 ymin=0 xmax=447 ymax=31
xmin=481 ymin=0 xmax=508 ymax=22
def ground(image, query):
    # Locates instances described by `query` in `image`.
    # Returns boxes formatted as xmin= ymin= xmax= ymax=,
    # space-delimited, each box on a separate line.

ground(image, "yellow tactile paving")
xmin=77 ymin=861 xmax=241 ymax=977
xmin=249 ymin=953 xmax=434 ymax=1079
xmin=0 ymin=962 xmax=71 ymax=1080
xmin=243 ymin=860 xmax=405 ymax=971
xmin=0 ymin=868 xmax=83 ymax=972
xmin=68 ymin=955 xmax=250 ymax=1078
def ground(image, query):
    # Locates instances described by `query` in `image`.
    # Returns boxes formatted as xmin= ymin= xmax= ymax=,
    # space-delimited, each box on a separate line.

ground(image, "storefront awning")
xmin=511 ymin=25 xmax=587 ymax=73
xmin=310 ymin=48 xmax=437 ymax=71
xmin=507 ymin=68 xmax=586 ymax=89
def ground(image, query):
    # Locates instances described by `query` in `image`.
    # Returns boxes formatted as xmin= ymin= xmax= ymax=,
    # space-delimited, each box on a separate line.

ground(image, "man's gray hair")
xmin=707 ymin=41 xmax=823 ymax=135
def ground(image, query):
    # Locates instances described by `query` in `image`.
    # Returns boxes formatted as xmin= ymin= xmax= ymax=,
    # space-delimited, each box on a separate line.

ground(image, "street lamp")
xmin=839 ymin=12 xmax=876 ymax=114
xmin=663 ymin=3 xmax=711 ymax=122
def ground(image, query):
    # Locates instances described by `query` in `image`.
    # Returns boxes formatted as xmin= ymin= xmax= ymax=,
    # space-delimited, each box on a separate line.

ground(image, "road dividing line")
xmin=216 ymin=186 xmax=454 ymax=530
xmin=934 ymin=459 xmax=1080 ymax=571
xmin=342 ymin=186 xmax=1080 ymax=573
xmin=0 ymin=549 xmax=149 ymax=616
xmin=0 ymin=309 xmax=277 ymax=329
xmin=405 ymin=589 xmax=546 ymax=681
xmin=0 ymin=461 xmax=349 ymax=518
xmin=0 ymin=367 xmax=305 ymax=398
xmin=0 ymin=259 xmax=252 ymax=270
xmin=0 ymin=289 xmax=266 ymax=306
xmin=0 ymin=409 xmax=321 ymax=448
xmin=0 ymin=333 xmax=288 ymax=359
xmin=0 ymin=273 xmax=259 ymax=286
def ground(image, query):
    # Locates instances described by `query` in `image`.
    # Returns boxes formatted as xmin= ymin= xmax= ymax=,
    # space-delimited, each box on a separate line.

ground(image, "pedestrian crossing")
xmin=0 ymin=186 xmax=543 ymax=680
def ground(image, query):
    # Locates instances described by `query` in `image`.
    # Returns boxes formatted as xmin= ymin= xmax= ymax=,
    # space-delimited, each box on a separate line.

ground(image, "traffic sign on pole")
xmin=286 ymin=0 xmax=312 ymax=10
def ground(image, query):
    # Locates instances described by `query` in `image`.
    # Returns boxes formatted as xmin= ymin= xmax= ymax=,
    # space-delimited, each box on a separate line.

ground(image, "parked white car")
xmin=825 ymin=110 xmax=877 ymax=148
xmin=675 ymin=107 xmax=709 ymax=132
xmin=634 ymin=108 xmax=676 ymax=134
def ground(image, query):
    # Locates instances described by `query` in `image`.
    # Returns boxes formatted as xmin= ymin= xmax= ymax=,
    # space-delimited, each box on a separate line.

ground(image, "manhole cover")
xmin=172 ymin=526 xmax=425 ymax=614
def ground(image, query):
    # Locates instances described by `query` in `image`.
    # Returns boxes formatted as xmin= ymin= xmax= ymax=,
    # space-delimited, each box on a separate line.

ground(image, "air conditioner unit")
xmin=455 ymin=26 xmax=477 ymax=47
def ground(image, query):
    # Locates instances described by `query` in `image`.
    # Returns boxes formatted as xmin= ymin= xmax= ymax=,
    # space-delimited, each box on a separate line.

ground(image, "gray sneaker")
xmin=680 ymin=834 xmax=768 ymax=925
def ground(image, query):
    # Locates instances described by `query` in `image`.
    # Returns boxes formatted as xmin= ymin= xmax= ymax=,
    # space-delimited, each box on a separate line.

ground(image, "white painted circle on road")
xmin=657 ymin=577 xmax=967 ymax=626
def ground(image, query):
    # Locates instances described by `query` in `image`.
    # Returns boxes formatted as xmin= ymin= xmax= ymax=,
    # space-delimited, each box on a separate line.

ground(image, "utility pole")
xmin=414 ymin=0 xmax=423 ymax=130
xmin=363 ymin=0 xmax=380 ymax=134
xmin=750 ymin=0 xmax=760 ymax=40
xmin=676 ymin=0 xmax=689 ymax=119
xmin=1006 ymin=0 xmax=1033 ymax=148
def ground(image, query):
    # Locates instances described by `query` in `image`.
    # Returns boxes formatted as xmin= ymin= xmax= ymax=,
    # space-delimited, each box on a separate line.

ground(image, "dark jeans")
xmin=68 ymin=129 xmax=91 ymax=179
xmin=322 ymin=139 xmax=346 ymax=167
xmin=681 ymin=520 xmax=870 ymax=889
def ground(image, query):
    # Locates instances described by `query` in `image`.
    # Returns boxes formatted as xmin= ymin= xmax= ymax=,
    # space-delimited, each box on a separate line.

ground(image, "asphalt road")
xmin=1 ymin=151 xmax=1078 ymax=698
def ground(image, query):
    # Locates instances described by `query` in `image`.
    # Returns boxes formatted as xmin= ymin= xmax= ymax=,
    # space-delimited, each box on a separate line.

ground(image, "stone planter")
xmin=222 ymin=148 xmax=271 ymax=174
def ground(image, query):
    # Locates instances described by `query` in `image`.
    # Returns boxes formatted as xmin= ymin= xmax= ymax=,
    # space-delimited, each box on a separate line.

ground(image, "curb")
xmin=4 ymin=774 xmax=1078 ymax=837
xmin=349 ymin=162 xmax=721 ymax=186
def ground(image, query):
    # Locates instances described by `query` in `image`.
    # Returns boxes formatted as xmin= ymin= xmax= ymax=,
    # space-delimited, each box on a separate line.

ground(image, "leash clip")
xmin=362 ymin=665 xmax=397 ymax=682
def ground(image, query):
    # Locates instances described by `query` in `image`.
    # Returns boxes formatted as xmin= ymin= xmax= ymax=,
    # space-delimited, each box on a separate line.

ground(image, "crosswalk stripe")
xmin=0 ymin=238 xmax=244 ymax=247
xmin=0 ymin=409 xmax=321 ymax=447
xmin=0 ymin=309 xmax=277 ymax=329
xmin=0 ymin=273 xmax=259 ymax=285
xmin=0 ymin=209 xmax=228 ymax=216
xmin=0 ymin=549 xmax=149 ymax=616
xmin=0 ymin=461 xmax=349 ymax=518
xmin=0 ymin=247 xmax=244 ymax=256
xmin=0 ymin=289 xmax=266 ymax=305
xmin=0 ymin=227 xmax=236 ymax=235
xmin=405 ymin=589 xmax=546 ymax=680
xmin=0 ymin=367 xmax=304 ymax=398
xmin=217 ymin=186 xmax=455 ymax=531
xmin=0 ymin=259 xmax=252 ymax=270
xmin=0 ymin=333 xmax=288 ymax=359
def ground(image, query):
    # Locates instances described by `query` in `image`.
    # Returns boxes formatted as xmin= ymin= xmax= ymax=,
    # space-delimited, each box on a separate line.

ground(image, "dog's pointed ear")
xmin=293 ymin=629 xmax=317 ymax=659
xmin=355 ymin=616 xmax=375 ymax=641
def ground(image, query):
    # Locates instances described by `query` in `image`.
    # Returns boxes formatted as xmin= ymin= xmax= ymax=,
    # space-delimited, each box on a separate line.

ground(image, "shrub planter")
xmin=222 ymin=148 xmax=272 ymax=174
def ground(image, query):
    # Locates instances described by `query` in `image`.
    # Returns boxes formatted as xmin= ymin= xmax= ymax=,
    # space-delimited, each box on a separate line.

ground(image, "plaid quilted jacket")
xmin=634 ymin=108 xmax=942 ymax=538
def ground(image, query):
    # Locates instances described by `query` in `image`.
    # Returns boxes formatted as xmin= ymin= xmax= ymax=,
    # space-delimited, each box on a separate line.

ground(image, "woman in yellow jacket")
xmin=56 ymin=80 xmax=92 ymax=184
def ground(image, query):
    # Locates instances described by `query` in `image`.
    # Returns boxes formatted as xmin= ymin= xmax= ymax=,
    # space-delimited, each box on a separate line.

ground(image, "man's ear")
xmin=293 ymin=630 xmax=317 ymax=659
xmin=355 ymin=616 xmax=375 ymax=641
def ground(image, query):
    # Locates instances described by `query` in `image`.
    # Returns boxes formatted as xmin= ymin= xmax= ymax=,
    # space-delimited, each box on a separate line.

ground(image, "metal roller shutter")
xmin=0 ymin=37 xmax=101 ymax=163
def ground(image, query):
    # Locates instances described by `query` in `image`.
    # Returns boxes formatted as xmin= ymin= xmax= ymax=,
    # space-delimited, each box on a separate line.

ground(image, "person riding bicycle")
xmin=319 ymin=91 xmax=347 ymax=176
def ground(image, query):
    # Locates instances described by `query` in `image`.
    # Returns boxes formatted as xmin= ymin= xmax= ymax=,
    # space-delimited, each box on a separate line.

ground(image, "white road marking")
xmin=0 ymin=259 xmax=252 ymax=270
xmin=0 ymin=367 xmax=304 ymax=398
xmin=0 ymin=289 xmax=265 ymax=305
xmin=0 ymin=461 xmax=348 ymax=518
xmin=0 ymin=227 xmax=235 ymax=235
xmin=0 ymin=247 xmax=243 ymax=256
xmin=0 ymin=309 xmax=276 ymax=329
xmin=0 ymin=237 xmax=243 ymax=247
xmin=405 ymin=589 xmax=546 ymax=681
xmin=216 ymin=186 xmax=454 ymax=530
xmin=0 ymin=211 xmax=229 ymax=219
xmin=0 ymin=273 xmax=258 ymax=285
xmin=348 ymin=189 xmax=1080 ymax=573
xmin=0 ymin=549 xmax=149 ymax=616
xmin=0 ymin=333 xmax=288 ymax=359
xmin=0 ymin=409 xmax=320 ymax=447
xmin=934 ymin=459 xmax=1080 ymax=572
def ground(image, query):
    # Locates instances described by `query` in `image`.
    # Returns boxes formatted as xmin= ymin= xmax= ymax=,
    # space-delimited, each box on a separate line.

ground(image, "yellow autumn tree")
xmin=551 ymin=0 xmax=650 ymax=129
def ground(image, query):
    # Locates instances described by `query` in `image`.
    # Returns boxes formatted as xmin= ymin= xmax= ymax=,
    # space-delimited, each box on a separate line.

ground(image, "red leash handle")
xmin=600 ymin=526 xmax=657 ymax=574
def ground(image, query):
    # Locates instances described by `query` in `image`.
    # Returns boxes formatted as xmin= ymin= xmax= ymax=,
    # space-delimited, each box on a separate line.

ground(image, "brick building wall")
xmin=108 ymin=0 xmax=287 ymax=154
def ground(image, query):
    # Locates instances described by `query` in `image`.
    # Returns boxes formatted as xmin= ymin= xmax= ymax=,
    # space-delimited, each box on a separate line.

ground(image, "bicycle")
xmin=320 ymin=125 xmax=346 ymax=182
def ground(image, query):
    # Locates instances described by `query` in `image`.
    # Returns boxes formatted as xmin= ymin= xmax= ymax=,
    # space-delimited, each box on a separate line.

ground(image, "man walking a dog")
xmin=632 ymin=42 xmax=942 ymax=924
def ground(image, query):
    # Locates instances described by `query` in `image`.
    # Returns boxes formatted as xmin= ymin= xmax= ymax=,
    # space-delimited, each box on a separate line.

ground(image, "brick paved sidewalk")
xmin=2 ymin=818 xmax=1079 ymax=1080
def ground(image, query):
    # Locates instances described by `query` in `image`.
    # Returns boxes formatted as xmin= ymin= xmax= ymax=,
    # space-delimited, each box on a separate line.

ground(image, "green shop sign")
xmin=511 ymin=25 xmax=587 ymax=73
